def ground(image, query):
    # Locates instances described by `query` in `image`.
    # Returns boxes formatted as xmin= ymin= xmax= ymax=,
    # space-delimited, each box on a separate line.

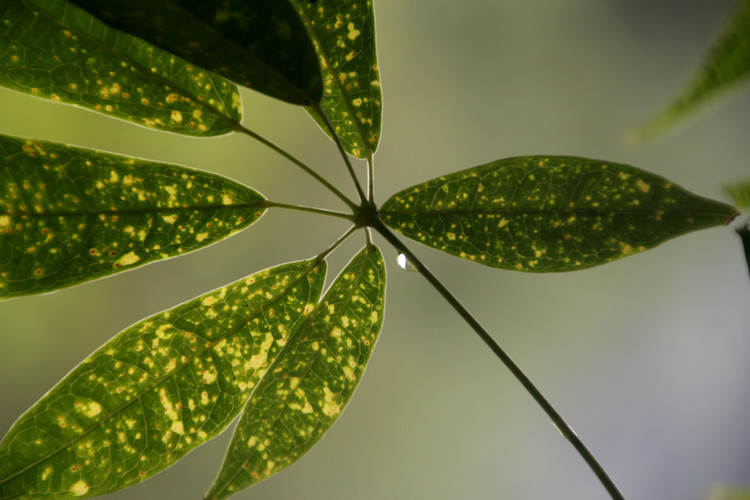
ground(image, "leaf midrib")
xmin=0 ymin=260 xmax=323 ymax=488
xmin=1 ymin=201 xmax=269 ymax=218
xmin=379 ymin=207 xmax=736 ymax=220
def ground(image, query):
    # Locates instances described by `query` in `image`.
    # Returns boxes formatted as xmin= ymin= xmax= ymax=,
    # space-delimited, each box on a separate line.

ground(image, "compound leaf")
xmin=206 ymin=245 xmax=385 ymax=500
xmin=1 ymin=0 xmax=242 ymax=136
xmin=0 ymin=259 xmax=326 ymax=499
xmin=68 ymin=0 xmax=322 ymax=105
xmin=0 ymin=134 xmax=266 ymax=298
xmin=381 ymin=156 xmax=738 ymax=272
xmin=292 ymin=0 xmax=382 ymax=158
xmin=634 ymin=0 xmax=750 ymax=140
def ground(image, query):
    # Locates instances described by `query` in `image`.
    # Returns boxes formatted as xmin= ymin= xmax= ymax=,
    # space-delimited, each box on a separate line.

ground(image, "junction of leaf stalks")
xmin=352 ymin=200 xmax=380 ymax=229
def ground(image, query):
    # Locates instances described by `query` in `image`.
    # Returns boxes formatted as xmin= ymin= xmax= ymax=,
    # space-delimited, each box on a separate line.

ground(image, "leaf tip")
xmin=726 ymin=209 xmax=741 ymax=226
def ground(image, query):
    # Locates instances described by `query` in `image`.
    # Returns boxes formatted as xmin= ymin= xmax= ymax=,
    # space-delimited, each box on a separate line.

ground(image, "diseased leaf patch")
xmin=0 ymin=134 xmax=266 ymax=298
xmin=292 ymin=0 xmax=382 ymax=157
xmin=381 ymin=156 xmax=738 ymax=272
xmin=206 ymin=245 xmax=385 ymax=500
xmin=0 ymin=259 xmax=326 ymax=499
xmin=0 ymin=0 xmax=242 ymax=136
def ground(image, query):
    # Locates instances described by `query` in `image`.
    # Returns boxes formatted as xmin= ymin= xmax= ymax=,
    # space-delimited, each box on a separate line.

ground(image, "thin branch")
xmin=235 ymin=123 xmax=358 ymax=211
xmin=315 ymin=225 xmax=359 ymax=263
xmin=264 ymin=201 xmax=354 ymax=221
xmin=371 ymin=219 xmax=626 ymax=500
xmin=367 ymin=151 xmax=376 ymax=203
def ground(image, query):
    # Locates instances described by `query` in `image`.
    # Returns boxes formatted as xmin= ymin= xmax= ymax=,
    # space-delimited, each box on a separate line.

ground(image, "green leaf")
xmin=0 ymin=259 xmax=326 ymax=499
xmin=380 ymin=156 xmax=738 ymax=272
xmin=0 ymin=133 xmax=266 ymax=298
xmin=292 ymin=0 xmax=383 ymax=158
xmin=205 ymin=245 xmax=385 ymax=500
xmin=67 ymin=0 xmax=322 ymax=105
xmin=0 ymin=0 xmax=242 ymax=136
xmin=633 ymin=0 xmax=750 ymax=140
xmin=725 ymin=178 xmax=750 ymax=208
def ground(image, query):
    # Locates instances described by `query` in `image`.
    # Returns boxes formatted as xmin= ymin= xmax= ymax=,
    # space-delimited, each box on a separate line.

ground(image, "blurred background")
xmin=2 ymin=1 xmax=750 ymax=499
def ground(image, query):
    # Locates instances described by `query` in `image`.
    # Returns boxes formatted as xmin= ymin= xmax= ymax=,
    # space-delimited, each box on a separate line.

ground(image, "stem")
xmin=311 ymin=104 xmax=368 ymax=205
xmin=367 ymin=151 xmax=376 ymax=203
xmin=264 ymin=201 xmax=354 ymax=221
xmin=235 ymin=123 xmax=358 ymax=211
xmin=371 ymin=220 xmax=625 ymax=500
xmin=315 ymin=224 xmax=359 ymax=263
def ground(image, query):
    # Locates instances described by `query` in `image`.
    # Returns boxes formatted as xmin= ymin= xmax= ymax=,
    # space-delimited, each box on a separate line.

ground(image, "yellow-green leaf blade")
xmin=725 ymin=178 xmax=750 ymax=208
xmin=381 ymin=156 xmax=738 ymax=272
xmin=68 ymin=0 xmax=322 ymax=105
xmin=0 ymin=134 xmax=266 ymax=298
xmin=634 ymin=0 xmax=750 ymax=140
xmin=0 ymin=259 xmax=327 ymax=499
xmin=293 ymin=0 xmax=382 ymax=158
xmin=205 ymin=245 xmax=385 ymax=500
xmin=0 ymin=0 xmax=242 ymax=136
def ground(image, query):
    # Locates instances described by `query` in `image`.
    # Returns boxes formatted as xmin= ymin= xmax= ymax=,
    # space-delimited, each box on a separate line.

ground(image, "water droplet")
xmin=396 ymin=254 xmax=416 ymax=272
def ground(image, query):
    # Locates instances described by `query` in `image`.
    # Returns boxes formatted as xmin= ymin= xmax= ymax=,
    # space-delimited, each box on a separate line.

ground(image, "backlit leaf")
xmin=0 ymin=0 xmax=242 ymax=136
xmin=205 ymin=245 xmax=385 ymax=500
xmin=381 ymin=156 xmax=738 ymax=272
xmin=633 ymin=0 xmax=750 ymax=140
xmin=68 ymin=0 xmax=322 ymax=105
xmin=725 ymin=178 xmax=750 ymax=208
xmin=0 ymin=134 xmax=266 ymax=298
xmin=0 ymin=259 xmax=326 ymax=499
xmin=292 ymin=0 xmax=382 ymax=158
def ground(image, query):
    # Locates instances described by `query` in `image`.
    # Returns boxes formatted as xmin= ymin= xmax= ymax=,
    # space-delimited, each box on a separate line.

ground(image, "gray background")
xmin=2 ymin=1 xmax=750 ymax=499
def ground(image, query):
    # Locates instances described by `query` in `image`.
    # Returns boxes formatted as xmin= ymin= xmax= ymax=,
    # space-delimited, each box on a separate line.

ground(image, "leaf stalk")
xmin=264 ymin=201 xmax=354 ymax=220
xmin=236 ymin=123 xmax=359 ymax=211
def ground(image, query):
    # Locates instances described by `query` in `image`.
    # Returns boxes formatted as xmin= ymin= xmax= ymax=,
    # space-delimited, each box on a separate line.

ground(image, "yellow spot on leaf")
xmin=347 ymin=22 xmax=361 ymax=40
xmin=203 ymin=370 xmax=217 ymax=384
xmin=117 ymin=251 xmax=140 ymax=267
xmin=170 ymin=421 xmax=184 ymax=434
xmin=70 ymin=481 xmax=89 ymax=496
xmin=321 ymin=386 xmax=341 ymax=416
xmin=84 ymin=401 xmax=102 ymax=418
